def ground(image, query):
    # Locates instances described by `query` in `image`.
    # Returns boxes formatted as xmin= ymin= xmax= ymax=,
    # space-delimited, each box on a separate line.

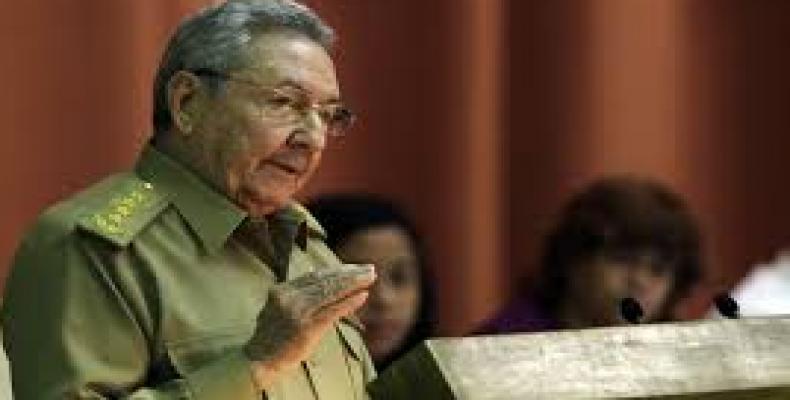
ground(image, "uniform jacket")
xmin=2 ymin=145 xmax=375 ymax=399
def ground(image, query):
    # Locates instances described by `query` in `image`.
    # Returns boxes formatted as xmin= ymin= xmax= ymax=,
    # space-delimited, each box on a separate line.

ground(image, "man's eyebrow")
xmin=273 ymin=79 xmax=307 ymax=92
xmin=275 ymin=79 xmax=341 ymax=102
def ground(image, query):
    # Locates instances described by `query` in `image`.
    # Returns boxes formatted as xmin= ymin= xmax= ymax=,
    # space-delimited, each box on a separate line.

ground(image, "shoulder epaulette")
xmin=76 ymin=177 xmax=169 ymax=247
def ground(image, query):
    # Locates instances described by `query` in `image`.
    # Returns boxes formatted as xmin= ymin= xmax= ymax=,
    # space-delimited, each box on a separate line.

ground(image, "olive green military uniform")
xmin=2 ymin=145 xmax=375 ymax=399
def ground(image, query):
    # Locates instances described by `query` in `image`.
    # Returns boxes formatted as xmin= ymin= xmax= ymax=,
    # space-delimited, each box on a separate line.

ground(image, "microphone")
xmin=619 ymin=297 xmax=644 ymax=324
xmin=713 ymin=292 xmax=740 ymax=319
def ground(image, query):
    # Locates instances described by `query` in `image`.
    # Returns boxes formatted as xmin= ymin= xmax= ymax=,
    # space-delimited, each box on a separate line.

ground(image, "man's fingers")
xmin=288 ymin=264 xmax=375 ymax=308
xmin=311 ymin=291 xmax=369 ymax=330
xmin=302 ymin=264 xmax=376 ymax=291
xmin=247 ymin=275 xmax=370 ymax=371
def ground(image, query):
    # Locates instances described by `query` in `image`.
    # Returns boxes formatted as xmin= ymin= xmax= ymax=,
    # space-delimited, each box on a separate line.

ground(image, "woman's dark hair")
xmin=535 ymin=176 xmax=703 ymax=320
xmin=306 ymin=194 xmax=434 ymax=369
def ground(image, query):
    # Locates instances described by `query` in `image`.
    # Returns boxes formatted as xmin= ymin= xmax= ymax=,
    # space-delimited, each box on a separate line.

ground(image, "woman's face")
xmin=336 ymin=225 xmax=421 ymax=363
xmin=565 ymin=251 xmax=675 ymax=327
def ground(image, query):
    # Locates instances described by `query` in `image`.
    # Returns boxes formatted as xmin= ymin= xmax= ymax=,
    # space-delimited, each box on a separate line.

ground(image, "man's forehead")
xmin=242 ymin=31 xmax=339 ymax=95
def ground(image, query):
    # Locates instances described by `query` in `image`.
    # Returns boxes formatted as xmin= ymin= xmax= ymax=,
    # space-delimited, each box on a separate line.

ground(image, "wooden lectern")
xmin=368 ymin=317 xmax=790 ymax=399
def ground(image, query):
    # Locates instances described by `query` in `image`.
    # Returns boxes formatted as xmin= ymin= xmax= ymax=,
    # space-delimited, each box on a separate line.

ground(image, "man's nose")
xmin=289 ymin=110 xmax=327 ymax=149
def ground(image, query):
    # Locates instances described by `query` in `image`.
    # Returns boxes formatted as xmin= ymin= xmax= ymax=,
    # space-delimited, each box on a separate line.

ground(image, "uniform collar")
xmin=271 ymin=202 xmax=327 ymax=244
xmin=135 ymin=144 xmax=247 ymax=253
xmin=134 ymin=144 xmax=326 ymax=252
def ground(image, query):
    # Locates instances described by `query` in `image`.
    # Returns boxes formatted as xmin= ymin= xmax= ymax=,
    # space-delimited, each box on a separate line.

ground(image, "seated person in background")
xmin=308 ymin=194 xmax=435 ymax=370
xmin=477 ymin=176 xmax=703 ymax=334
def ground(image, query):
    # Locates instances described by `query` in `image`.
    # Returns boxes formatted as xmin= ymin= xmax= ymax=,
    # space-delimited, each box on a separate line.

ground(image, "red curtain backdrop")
xmin=2 ymin=0 xmax=789 ymax=334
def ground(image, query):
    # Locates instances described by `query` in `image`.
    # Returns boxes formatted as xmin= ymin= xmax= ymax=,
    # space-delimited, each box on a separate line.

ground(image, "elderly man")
xmin=2 ymin=1 xmax=377 ymax=399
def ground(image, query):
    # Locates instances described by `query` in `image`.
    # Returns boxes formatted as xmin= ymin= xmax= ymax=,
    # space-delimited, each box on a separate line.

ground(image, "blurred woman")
xmin=307 ymin=194 xmax=434 ymax=370
xmin=478 ymin=176 xmax=703 ymax=334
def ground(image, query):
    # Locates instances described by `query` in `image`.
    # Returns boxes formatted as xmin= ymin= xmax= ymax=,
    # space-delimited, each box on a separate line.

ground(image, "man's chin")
xmin=238 ymin=190 xmax=293 ymax=217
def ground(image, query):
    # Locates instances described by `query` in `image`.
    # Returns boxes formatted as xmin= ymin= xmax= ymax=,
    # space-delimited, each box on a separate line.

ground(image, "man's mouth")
xmin=267 ymin=160 xmax=303 ymax=175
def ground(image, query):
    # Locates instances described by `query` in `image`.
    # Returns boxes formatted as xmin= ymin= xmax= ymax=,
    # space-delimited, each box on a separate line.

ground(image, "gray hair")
xmin=152 ymin=0 xmax=334 ymax=136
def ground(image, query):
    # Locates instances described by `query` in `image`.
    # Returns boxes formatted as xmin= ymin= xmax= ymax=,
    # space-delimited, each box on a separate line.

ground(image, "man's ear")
xmin=167 ymin=71 xmax=204 ymax=135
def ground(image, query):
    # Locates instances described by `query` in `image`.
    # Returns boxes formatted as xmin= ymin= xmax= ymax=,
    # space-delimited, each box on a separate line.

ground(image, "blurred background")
xmin=1 ymin=0 xmax=789 ymax=335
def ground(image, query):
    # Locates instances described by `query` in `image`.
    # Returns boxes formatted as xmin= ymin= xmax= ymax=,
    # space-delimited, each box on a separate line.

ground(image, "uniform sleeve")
xmin=1 ymin=222 xmax=260 ymax=400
